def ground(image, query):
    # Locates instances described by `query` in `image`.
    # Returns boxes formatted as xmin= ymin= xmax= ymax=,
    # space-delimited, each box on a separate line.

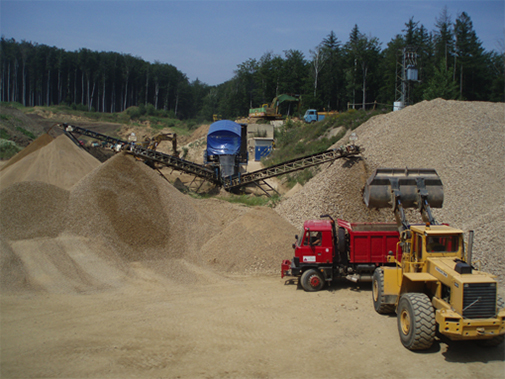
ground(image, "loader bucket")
xmin=363 ymin=168 xmax=444 ymax=209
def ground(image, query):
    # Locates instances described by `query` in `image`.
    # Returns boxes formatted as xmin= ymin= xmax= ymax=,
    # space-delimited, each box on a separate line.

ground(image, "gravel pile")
xmin=1 ymin=145 xmax=297 ymax=292
xmin=196 ymin=205 xmax=298 ymax=274
xmin=1 ymin=133 xmax=53 ymax=172
xmin=66 ymin=152 xmax=211 ymax=262
xmin=275 ymin=99 xmax=505 ymax=282
xmin=67 ymin=152 xmax=296 ymax=274
xmin=0 ymin=134 xmax=100 ymax=190
xmin=0 ymin=181 xmax=69 ymax=240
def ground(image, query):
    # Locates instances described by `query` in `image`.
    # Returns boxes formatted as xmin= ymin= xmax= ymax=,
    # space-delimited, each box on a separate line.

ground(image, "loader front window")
xmin=426 ymin=235 xmax=459 ymax=253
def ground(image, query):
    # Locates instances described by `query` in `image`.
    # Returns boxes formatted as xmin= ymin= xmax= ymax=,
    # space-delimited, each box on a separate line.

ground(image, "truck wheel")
xmin=372 ymin=269 xmax=395 ymax=314
xmin=301 ymin=269 xmax=324 ymax=292
xmin=397 ymin=293 xmax=435 ymax=350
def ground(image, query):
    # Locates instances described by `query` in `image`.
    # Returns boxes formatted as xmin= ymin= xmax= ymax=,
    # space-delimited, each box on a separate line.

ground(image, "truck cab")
xmin=293 ymin=220 xmax=334 ymax=266
xmin=303 ymin=109 xmax=338 ymax=123
xmin=303 ymin=109 xmax=319 ymax=123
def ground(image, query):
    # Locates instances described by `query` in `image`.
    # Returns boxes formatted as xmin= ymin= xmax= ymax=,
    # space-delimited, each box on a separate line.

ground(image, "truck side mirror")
xmin=295 ymin=235 xmax=298 ymax=241
xmin=292 ymin=243 xmax=296 ymax=249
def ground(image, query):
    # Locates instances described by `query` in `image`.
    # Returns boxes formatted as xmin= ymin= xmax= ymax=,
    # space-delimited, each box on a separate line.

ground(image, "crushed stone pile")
xmin=0 ymin=134 xmax=100 ymax=190
xmin=1 ymin=133 xmax=54 ymax=172
xmin=66 ymin=152 xmax=213 ymax=262
xmin=196 ymin=206 xmax=298 ymax=274
xmin=0 ymin=138 xmax=297 ymax=293
xmin=0 ymin=181 xmax=69 ymax=240
xmin=275 ymin=99 xmax=505 ymax=282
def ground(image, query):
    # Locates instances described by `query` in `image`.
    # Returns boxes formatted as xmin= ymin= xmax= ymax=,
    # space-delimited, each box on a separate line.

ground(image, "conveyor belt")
xmin=62 ymin=124 xmax=129 ymax=147
xmin=223 ymin=145 xmax=361 ymax=190
xmin=126 ymin=144 xmax=219 ymax=184
xmin=61 ymin=123 xmax=220 ymax=183
xmin=60 ymin=123 xmax=361 ymax=191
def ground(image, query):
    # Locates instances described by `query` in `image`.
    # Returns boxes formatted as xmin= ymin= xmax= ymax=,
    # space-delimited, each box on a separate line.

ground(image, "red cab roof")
xmin=303 ymin=219 xmax=333 ymax=231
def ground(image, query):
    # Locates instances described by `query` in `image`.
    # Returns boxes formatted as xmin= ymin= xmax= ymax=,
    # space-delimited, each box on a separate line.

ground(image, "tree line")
xmin=0 ymin=41 xmax=203 ymax=119
xmin=1 ymin=8 xmax=503 ymax=121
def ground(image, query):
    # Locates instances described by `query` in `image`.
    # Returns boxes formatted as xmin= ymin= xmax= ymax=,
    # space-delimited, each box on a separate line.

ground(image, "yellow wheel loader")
xmin=364 ymin=168 xmax=505 ymax=350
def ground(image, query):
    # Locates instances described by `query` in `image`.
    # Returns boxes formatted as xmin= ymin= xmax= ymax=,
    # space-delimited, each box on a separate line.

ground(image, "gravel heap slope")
xmin=275 ymin=99 xmax=505 ymax=282
xmin=1 ymin=133 xmax=54 ymax=172
xmin=0 ymin=134 xmax=100 ymax=190
xmin=1 ymin=141 xmax=297 ymax=293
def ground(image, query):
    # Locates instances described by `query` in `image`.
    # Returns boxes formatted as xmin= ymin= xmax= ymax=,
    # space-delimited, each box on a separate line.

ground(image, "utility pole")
xmin=395 ymin=46 xmax=419 ymax=111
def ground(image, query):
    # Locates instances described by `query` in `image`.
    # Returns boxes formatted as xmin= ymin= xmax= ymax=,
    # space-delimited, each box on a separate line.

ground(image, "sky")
xmin=1 ymin=0 xmax=504 ymax=86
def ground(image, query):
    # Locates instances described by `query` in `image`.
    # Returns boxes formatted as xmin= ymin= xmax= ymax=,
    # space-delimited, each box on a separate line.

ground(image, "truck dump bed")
xmin=337 ymin=219 xmax=401 ymax=264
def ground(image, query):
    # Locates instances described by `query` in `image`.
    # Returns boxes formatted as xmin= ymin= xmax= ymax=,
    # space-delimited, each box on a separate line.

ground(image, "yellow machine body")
xmin=381 ymin=224 xmax=505 ymax=341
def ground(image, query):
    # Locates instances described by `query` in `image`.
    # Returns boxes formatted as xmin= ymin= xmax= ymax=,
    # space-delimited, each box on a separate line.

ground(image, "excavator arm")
xmin=143 ymin=133 xmax=179 ymax=157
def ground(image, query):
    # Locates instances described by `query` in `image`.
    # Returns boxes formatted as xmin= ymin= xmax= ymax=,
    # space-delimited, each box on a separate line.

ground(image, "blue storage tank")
xmin=207 ymin=120 xmax=242 ymax=157
xmin=205 ymin=120 xmax=248 ymax=178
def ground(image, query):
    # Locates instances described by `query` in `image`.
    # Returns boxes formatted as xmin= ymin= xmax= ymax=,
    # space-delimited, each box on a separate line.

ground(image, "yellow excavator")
xmin=141 ymin=133 xmax=179 ymax=157
xmin=364 ymin=168 xmax=505 ymax=350
xmin=249 ymin=94 xmax=300 ymax=119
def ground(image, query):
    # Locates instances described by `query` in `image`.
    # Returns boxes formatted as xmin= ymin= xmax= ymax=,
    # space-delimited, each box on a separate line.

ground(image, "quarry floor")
xmin=2 ymin=273 xmax=504 ymax=379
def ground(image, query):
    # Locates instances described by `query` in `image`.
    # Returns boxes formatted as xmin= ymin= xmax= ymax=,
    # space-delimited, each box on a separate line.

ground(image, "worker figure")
xmin=128 ymin=132 xmax=137 ymax=151
xmin=311 ymin=232 xmax=322 ymax=246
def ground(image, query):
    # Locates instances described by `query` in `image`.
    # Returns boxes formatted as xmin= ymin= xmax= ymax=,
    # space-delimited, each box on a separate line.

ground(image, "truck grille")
xmin=463 ymin=283 xmax=497 ymax=319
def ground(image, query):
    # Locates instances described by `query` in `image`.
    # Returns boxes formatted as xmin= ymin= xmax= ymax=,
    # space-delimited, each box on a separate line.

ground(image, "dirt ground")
xmin=2 ymin=274 xmax=504 ymax=379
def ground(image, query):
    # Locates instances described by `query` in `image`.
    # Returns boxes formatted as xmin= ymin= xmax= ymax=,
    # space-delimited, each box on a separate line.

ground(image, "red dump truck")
xmin=281 ymin=215 xmax=402 ymax=291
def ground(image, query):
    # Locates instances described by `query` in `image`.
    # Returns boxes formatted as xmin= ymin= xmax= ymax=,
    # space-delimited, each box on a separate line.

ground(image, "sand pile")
xmin=275 ymin=99 xmax=505 ymax=281
xmin=0 ymin=134 xmax=100 ymax=190
xmin=1 ymin=136 xmax=297 ymax=293
xmin=0 ymin=181 xmax=69 ymax=240
xmin=67 ymin=152 xmax=215 ymax=262
xmin=197 ymin=206 xmax=298 ymax=273
xmin=0 ymin=236 xmax=39 ymax=292
xmin=0 ymin=133 xmax=54 ymax=172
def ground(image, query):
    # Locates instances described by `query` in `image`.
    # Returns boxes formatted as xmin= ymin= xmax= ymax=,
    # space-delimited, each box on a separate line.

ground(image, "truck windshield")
xmin=303 ymin=231 xmax=322 ymax=246
xmin=297 ymin=229 xmax=304 ymax=246
xmin=426 ymin=235 xmax=459 ymax=253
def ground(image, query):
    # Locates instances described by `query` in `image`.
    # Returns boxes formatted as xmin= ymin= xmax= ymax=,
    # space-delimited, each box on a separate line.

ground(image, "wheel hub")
xmin=401 ymin=309 xmax=411 ymax=335
xmin=309 ymin=275 xmax=321 ymax=287
xmin=373 ymin=280 xmax=379 ymax=302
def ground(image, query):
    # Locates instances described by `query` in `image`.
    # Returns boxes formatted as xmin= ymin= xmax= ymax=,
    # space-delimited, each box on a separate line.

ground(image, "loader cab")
xmin=410 ymin=224 xmax=464 ymax=260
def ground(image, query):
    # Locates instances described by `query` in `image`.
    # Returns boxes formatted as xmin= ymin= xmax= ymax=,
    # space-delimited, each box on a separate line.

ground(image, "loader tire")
xmin=397 ymin=293 xmax=435 ymax=350
xmin=301 ymin=269 xmax=324 ymax=292
xmin=372 ymin=269 xmax=395 ymax=314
